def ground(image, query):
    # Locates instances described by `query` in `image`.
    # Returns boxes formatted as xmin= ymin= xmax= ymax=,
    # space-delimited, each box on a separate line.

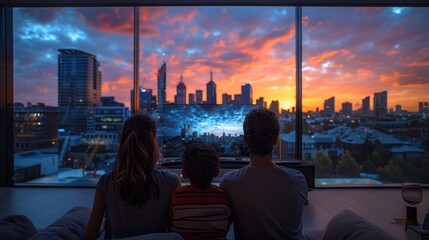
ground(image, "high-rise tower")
xmin=362 ymin=96 xmax=370 ymax=115
xmin=174 ymin=75 xmax=186 ymax=104
xmin=196 ymin=90 xmax=203 ymax=104
xmin=206 ymin=71 xmax=217 ymax=104
xmin=241 ymin=82 xmax=253 ymax=105
xmin=374 ymin=91 xmax=387 ymax=116
xmin=323 ymin=96 xmax=335 ymax=117
xmin=157 ymin=62 xmax=167 ymax=112
xmin=58 ymin=49 xmax=101 ymax=133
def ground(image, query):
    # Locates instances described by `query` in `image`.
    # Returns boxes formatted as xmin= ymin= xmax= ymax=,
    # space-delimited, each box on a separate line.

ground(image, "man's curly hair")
xmin=243 ymin=108 xmax=280 ymax=157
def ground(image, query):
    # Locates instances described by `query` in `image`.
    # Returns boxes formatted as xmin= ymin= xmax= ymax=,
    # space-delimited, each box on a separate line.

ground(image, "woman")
xmin=86 ymin=114 xmax=181 ymax=239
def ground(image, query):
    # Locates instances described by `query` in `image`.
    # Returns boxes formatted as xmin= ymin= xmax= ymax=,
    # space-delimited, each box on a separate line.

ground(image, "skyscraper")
xmin=341 ymin=102 xmax=352 ymax=117
xmin=131 ymin=88 xmax=155 ymax=112
xmin=362 ymin=96 xmax=370 ymax=115
xmin=188 ymin=93 xmax=195 ymax=104
xmin=323 ymin=96 xmax=335 ymax=117
xmin=222 ymin=93 xmax=232 ymax=104
xmin=206 ymin=71 xmax=217 ymax=104
xmin=58 ymin=49 xmax=101 ymax=133
xmin=157 ymin=62 xmax=167 ymax=112
xmin=174 ymin=75 xmax=186 ymax=104
xmin=269 ymin=100 xmax=280 ymax=115
xmin=241 ymin=82 xmax=253 ymax=105
xmin=256 ymin=97 xmax=267 ymax=108
xmin=196 ymin=90 xmax=203 ymax=104
xmin=374 ymin=91 xmax=387 ymax=116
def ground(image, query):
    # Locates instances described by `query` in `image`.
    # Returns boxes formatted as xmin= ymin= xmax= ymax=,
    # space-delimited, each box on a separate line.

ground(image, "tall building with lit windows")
xmin=323 ymin=96 xmax=335 ymax=117
xmin=362 ymin=96 xmax=370 ymax=115
xmin=157 ymin=62 xmax=167 ymax=112
xmin=241 ymin=82 xmax=253 ymax=105
xmin=130 ymin=88 xmax=155 ymax=113
xmin=174 ymin=75 xmax=186 ymax=104
xmin=58 ymin=49 xmax=101 ymax=134
xmin=196 ymin=90 xmax=203 ymax=104
xmin=374 ymin=90 xmax=387 ymax=116
xmin=206 ymin=71 xmax=217 ymax=104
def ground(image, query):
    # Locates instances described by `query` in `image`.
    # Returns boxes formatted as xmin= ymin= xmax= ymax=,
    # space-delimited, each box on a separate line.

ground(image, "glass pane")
xmin=302 ymin=7 xmax=429 ymax=185
xmin=13 ymin=7 xmax=133 ymax=185
xmin=137 ymin=7 xmax=296 ymax=182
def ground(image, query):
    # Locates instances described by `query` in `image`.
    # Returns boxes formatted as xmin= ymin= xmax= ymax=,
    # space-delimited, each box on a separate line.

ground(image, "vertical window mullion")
xmin=295 ymin=6 xmax=302 ymax=160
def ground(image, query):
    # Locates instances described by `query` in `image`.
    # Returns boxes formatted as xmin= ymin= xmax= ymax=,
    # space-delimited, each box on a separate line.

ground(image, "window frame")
xmin=1 ymin=0 xmax=429 ymax=187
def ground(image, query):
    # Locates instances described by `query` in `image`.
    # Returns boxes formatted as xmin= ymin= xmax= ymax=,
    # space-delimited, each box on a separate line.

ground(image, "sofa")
xmin=304 ymin=209 xmax=395 ymax=240
xmin=0 ymin=206 xmax=90 ymax=240
xmin=0 ymin=207 xmax=395 ymax=240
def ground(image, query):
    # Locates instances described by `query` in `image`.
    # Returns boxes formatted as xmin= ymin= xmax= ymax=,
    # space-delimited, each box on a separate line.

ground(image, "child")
xmin=170 ymin=142 xmax=231 ymax=240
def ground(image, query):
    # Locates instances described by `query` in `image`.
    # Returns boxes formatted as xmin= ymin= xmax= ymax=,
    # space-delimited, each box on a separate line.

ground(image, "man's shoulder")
xmin=276 ymin=165 xmax=305 ymax=178
xmin=221 ymin=167 xmax=248 ymax=181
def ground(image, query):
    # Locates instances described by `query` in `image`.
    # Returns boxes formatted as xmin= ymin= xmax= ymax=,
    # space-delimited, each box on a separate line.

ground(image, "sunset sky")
xmin=13 ymin=7 xmax=429 ymax=112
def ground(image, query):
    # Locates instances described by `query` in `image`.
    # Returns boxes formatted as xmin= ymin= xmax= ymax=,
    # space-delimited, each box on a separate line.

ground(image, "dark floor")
xmin=1 ymin=187 xmax=428 ymax=239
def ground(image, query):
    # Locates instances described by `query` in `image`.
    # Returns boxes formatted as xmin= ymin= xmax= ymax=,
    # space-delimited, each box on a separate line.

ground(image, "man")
xmin=220 ymin=108 xmax=308 ymax=240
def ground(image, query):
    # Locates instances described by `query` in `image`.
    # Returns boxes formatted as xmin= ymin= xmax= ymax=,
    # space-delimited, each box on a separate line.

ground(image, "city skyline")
xmin=13 ymin=7 xmax=429 ymax=112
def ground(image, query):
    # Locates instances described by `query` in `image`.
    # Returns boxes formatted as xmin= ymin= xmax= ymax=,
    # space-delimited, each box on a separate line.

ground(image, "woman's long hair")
xmin=112 ymin=114 xmax=160 ymax=207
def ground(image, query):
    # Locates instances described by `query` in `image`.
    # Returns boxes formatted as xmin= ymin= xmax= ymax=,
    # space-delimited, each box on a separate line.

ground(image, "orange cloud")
xmin=169 ymin=9 xmax=197 ymax=24
xmin=387 ymin=50 xmax=400 ymax=55
xmin=309 ymin=49 xmax=349 ymax=66
xmin=36 ymin=87 xmax=49 ymax=94
xmin=406 ymin=60 xmax=429 ymax=67
xmin=356 ymin=68 xmax=373 ymax=79
xmin=380 ymin=71 xmax=413 ymax=84
xmin=262 ymin=27 xmax=295 ymax=49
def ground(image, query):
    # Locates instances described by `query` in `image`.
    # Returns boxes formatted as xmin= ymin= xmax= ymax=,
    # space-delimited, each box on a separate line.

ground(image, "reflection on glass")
xmin=302 ymin=7 xmax=429 ymax=184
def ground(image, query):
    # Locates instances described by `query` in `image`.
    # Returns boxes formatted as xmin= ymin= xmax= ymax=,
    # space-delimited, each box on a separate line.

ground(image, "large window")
xmin=5 ymin=4 xmax=428 ymax=187
xmin=13 ymin=7 xmax=133 ymax=185
xmin=12 ymin=7 xmax=296 ymax=185
xmin=302 ymin=7 xmax=429 ymax=185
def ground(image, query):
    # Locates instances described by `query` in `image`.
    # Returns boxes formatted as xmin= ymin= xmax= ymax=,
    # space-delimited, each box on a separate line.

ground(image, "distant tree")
xmin=336 ymin=151 xmax=360 ymax=177
xmin=362 ymin=159 xmax=377 ymax=174
xmin=370 ymin=151 xmax=385 ymax=168
xmin=379 ymin=159 xmax=403 ymax=182
xmin=314 ymin=150 xmax=333 ymax=178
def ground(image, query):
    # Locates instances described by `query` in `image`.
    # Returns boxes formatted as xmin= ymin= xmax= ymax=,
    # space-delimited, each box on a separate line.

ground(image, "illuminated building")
xmin=58 ymin=49 xmax=101 ymax=134
xmin=130 ymin=88 xmax=155 ymax=113
xmin=14 ymin=102 xmax=59 ymax=152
